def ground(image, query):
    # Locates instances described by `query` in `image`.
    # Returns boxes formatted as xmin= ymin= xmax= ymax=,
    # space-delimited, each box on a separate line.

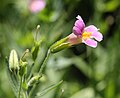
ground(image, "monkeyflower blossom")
xmin=28 ymin=0 xmax=46 ymax=13
xmin=50 ymin=15 xmax=103 ymax=53
xmin=68 ymin=15 xmax=103 ymax=48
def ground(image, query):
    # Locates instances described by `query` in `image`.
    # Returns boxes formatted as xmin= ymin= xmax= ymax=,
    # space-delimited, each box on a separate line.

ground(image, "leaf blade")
xmin=35 ymin=80 xmax=63 ymax=97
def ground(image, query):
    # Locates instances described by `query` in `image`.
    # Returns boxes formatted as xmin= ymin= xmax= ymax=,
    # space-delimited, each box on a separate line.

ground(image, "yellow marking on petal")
xmin=82 ymin=32 xmax=92 ymax=40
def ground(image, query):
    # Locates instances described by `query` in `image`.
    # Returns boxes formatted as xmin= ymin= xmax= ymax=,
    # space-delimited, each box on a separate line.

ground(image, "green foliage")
xmin=36 ymin=80 xmax=63 ymax=97
xmin=0 ymin=0 xmax=120 ymax=98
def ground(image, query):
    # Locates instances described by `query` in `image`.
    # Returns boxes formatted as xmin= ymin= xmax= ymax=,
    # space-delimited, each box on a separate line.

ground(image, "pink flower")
xmin=28 ymin=0 xmax=46 ymax=13
xmin=68 ymin=15 xmax=103 ymax=48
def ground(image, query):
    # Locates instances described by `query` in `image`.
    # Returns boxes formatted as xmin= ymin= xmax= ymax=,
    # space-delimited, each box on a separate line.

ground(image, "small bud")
xmin=27 ymin=74 xmax=41 ymax=87
xmin=31 ymin=40 xmax=41 ymax=60
xmin=31 ymin=25 xmax=42 ymax=60
xmin=35 ymin=25 xmax=40 ymax=41
xmin=37 ymin=25 xmax=40 ymax=30
xmin=49 ymin=37 xmax=71 ymax=53
xmin=21 ymin=49 xmax=29 ymax=61
xmin=60 ymin=89 xmax=64 ymax=98
xmin=19 ymin=60 xmax=28 ymax=76
xmin=9 ymin=49 xmax=19 ymax=73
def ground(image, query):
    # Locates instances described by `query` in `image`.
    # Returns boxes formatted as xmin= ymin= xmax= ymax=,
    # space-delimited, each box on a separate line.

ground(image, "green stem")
xmin=25 ymin=91 xmax=28 ymax=98
xmin=39 ymin=49 xmax=51 ymax=75
xmin=29 ymin=49 xmax=51 ymax=98
xmin=18 ymin=77 xmax=22 ymax=98
xmin=60 ymin=89 xmax=64 ymax=98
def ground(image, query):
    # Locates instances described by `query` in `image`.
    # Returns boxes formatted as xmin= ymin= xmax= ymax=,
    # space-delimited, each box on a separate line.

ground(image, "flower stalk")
xmin=39 ymin=49 xmax=51 ymax=75
xmin=18 ymin=77 xmax=22 ymax=98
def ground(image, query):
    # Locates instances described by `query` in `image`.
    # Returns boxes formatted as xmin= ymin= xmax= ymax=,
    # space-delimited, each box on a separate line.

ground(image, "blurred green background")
xmin=0 ymin=0 xmax=120 ymax=98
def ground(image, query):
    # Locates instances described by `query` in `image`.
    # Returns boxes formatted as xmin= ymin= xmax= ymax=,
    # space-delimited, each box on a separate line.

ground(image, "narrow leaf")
xmin=35 ymin=80 xmax=63 ymax=97
xmin=26 ymin=63 xmax=34 ymax=80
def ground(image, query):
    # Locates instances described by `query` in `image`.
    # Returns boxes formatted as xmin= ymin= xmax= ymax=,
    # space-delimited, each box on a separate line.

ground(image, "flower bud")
xmin=27 ymin=74 xmax=41 ymax=87
xmin=9 ymin=49 xmax=19 ymax=73
xmin=31 ymin=25 xmax=41 ymax=61
xmin=31 ymin=40 xmax=41 ymax=61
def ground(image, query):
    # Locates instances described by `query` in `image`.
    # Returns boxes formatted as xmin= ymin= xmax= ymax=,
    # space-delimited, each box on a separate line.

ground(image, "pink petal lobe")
xmin=82 ymin=39 xmax=97 ymax=48
xmin=68 ymin=33 xmax=82 ymax=45
xmin=76 ymin=15 xmax=83 ymax=21
xmin=84 ymin=25 xmax=103 ymax=41
xmin=73 ymin=15 xmax=85 ymax=36
xmin=73 ymin=26 xmax=82 ymax=35
xmin=84 ymin=25 xmax=98 ymax=32
xmin=75 ymin=20 xmax=85 ymax=31
xmin=92 ymin=31 xmax=103 ymax=41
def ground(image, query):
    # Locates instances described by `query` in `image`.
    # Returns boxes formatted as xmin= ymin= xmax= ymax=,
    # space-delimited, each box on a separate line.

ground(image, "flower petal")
xmin=29 ymin=0 xmax=46 ymax=13
xmin=73 ymin=15 xmax=85 ymax=36
xmin=73 ymin=26 xmax=82 ymax=35
xmin=75 ymin=20 xmax=85 ymax=31
xmin=68 ymin=33 xmax=82 ymax=45
xmin=92 ymin=31 xmax=103 ymax=41
xmin=84 ymin=25 xmax=103 ymax=41
xmin=84 ymin=25 xmax=98 ymax=32
xmin=76 ymin=15 xmax=83 ymax=21
xmin=82 ymin=39 xmax=97 ymax=48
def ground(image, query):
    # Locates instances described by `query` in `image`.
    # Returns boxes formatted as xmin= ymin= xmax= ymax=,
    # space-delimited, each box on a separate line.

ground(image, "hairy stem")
xmin=39 ymin=49 xmax=51 ymax=75
xmin=18 ymin=77 xmax=22 ymax=98
xmin=25 ymin=91 xmax=28 ymax=98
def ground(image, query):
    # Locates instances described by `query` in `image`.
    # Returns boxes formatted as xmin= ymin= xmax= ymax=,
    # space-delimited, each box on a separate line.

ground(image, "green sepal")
xmin=50 ymin=37 xmax=70 ymax=53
